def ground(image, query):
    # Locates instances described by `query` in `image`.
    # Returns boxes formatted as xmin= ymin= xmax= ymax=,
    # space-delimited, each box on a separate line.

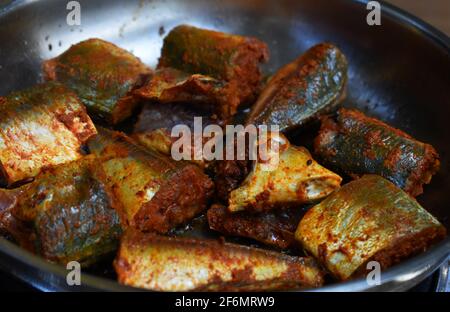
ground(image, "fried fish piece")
xmin=314 ymin=108 xmax=440 ymax=196
xmin=0 ymin=189 xmax=32 ymax=248
xmin=134 ymin=67 xmax=229 ymax=116
xmin=207 ymin=204 xmax=303 ymax=249
xmin=0 ymin=190 xmax=17 ymax=236
xmin=210 ymin=124 xmax=256 ymax=202
xmin=134 ymin=128 xmax=174 ymax=157
xmin=134 ymin=102 xmax=216 ymax=135
xmin=114 ymin=229 xmax=324 ymax=291
xmin=158 ymin=25 xmax=269 ymax=119
xmin=213 ymin=157 xmax=251 ymax=202
xmin=43 ymin=38 xmax=152 ymax=125
xmin=229 ymin=132 xmax=342 ymax=213
xmin=295 ymin=175 xmax=447 ymax=280
xmin=132 ymin=102 xmax=217 ymax=166
xmin=5 ymin=156 xmax=122 ymax=266
xmin=88 ymin=128 xmax=214 ymax=233
xmin=0 ymin=82 xmax=97 ymax=187
xmin=246 ymin=43 xmax=347 ymax=132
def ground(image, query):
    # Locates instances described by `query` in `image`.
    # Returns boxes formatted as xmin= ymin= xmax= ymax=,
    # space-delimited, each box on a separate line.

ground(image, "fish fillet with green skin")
xmin=228 ymin=132 xmax=342 ymax=213
xmin=114 ymin=228 xmax=324 ymax=291
xmin=246 ymin=43 xmax=348 ymax=132
xmin=158 ymin=25 xmax=269 ymax=119
xmin=6 ymin=156 xmax=122 ymax=267
xmin=43 ymin=38 xmax=152 ymax=125
xmin=295 ymin=175 xmax=447 ymax=280
xmin=88 ymin=128 xmax=214 ymax=233
xmin=314 ymin=108 xmax=440 ymax=197
xmin=0 ymin=82 xmax=97 ymax=187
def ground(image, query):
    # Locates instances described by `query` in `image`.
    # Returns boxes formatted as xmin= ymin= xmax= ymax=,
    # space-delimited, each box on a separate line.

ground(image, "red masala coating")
xmin=114 ymin=229 xmax=324 ymax=291
xmin=213 ymin=159 xmax=251 ymax=202
xmin=246 ymin=43 xmax=347 ymax=132
xmin=0 ymin=82 xmax=97 ymax=186
xmin=88 ymin=128 xmax=215 ymax=234
xmin=133 ymin=165 xmax=214 ymax=233
xmin=158 ymin=25 xmax=269 ymax=120
xmin=43 ymin=38 xmax=152 ymax=125
xmin=0 ymin=190 xmax=18 ymax=237
xmin=0 ymin=190 xmax=34 ymax=251
xmin=212 ymin=133 xmax=253 ymax=202
xmin=133 ymin=68 xmax=232 ymax=120
xmin=296 ymin=175 xmax=446 ymax=280
xmin=355 ymin=226 xmax=446 ymax=278
xmin=314 ymin=108 xmax=440 ymax=196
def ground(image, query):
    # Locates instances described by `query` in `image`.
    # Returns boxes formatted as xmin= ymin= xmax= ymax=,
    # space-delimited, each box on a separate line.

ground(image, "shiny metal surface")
xmin=436 ymin=257 xmax=449 ymax=292
xmin=0 ymin=0 xmax=449 ymax=291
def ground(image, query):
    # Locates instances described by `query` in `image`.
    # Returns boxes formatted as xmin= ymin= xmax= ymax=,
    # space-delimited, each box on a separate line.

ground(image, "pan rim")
xmin=1 ymin=230 xmax=449 ymax=292
xmin=0 ymin=0 xmax=448 ymax=292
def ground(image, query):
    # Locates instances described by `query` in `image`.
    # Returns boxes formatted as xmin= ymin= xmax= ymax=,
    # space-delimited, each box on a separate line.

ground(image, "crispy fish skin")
xmin=114 ymin=228 xmax=324 ymax=291
xmin=295 ymin=175 xmax=447 ymax=280
xmin=158 ymin=25 xmax=269 ymax=119
xmin=9 ymin=156 xmax=122 ymax=266
xmin=43 ymin=38 xmax=152 ymax=125
xmin=207 ymin=204 xmax=303 ymax=249
xmin=246 ymin=43 xmax=347 ymax=132
xmin=134 ymin=67 xmax=229 ymax=115
xmin=314 ymin=108 xmax=440 ymax=197
xmin=0 ymin=82 xmax=97 ymax=187
xmin=88 ymin=128 xmax=214 ymax=233
xmin=228 ymin=133 xmax=342 ymax=213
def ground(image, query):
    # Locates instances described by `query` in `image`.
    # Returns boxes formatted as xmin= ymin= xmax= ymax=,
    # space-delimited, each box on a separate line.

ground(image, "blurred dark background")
xmin=387 ymin=0 xmax=449 ymax=35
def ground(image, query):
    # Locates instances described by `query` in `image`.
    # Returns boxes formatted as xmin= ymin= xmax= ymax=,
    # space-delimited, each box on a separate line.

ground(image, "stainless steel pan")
xmin=0 ymin=0 xmax=449 ymax=291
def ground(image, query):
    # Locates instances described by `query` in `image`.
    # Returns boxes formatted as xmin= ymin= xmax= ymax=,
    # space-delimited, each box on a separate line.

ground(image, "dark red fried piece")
xmin=207 ymin=204 xmax=304 ymax=249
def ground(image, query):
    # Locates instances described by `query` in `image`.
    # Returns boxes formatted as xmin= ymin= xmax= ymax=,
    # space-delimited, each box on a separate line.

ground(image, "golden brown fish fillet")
xmin=88 ymin=128 xmax=214 ymax=233
xmin=0 ymin=82 xmax=97 ymax=187
xmin=115 ymin=229 xmax=324 ymax=291
xmin=229 ymin=132 xmax=342 ymax=213
xmin=296 ymin=175 xmax=446 ymax=280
